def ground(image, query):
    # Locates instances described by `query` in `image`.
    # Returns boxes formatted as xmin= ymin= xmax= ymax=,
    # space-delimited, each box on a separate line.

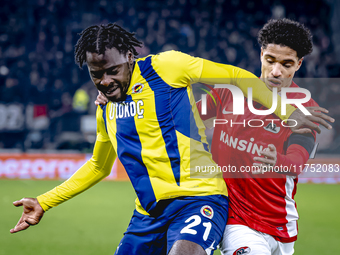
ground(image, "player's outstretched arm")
xmin=10 ymin=140 xmax=115 ymax=233
xmin=10 ymin=198 xmax=44 ymax=234
xmin=288 ymin=107 xmax=334 ymax=134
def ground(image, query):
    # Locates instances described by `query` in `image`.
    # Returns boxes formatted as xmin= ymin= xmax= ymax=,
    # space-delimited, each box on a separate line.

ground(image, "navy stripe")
xmin=169 ymin=87 xmax=209 ymax=152
xmin=100 ymin=104 xmax=108 ymax=133
xmin=138 ymin=57 xmax=181 ymax=186
xmin=203 ymin=143 xmax=209 ymax=152
xmin=115 ymin=96 xmax=157 ymax=213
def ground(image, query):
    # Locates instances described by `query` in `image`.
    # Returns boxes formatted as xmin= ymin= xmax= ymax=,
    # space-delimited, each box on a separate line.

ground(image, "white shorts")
xmin=219 ymin=225 xmax=295 ymax=255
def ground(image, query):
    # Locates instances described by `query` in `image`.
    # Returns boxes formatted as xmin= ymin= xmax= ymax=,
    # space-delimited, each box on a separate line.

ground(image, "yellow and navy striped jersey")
xmin=97 ymin=51 xmax=229 ymax=215
xmin=98 ymin=52 xmax=227 ymax=215
xmin=37 ymin=51 xmax=296 ymax=215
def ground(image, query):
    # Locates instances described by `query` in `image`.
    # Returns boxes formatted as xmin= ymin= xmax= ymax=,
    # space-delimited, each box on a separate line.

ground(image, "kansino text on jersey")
xmin=213 ymin=118 xmax=297 ymax=128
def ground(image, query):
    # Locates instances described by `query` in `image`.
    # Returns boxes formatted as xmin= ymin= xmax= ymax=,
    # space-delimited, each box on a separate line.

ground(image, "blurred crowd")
xmin=0 ymin=0 xmax=339 ymax=152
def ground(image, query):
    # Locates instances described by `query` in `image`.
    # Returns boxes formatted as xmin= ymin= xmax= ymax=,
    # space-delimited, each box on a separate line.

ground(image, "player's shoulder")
xmin=155 ymin=50 xmax=193 ymax=59
xmin=135 ymin=51 xmax=191 ymax=69
xmin=304 ymin=97 xmax=319 ymax=107
xmin=138 ymin=51 xmax=203 ymax=86
xmin=150 ymin=50 xmax=198 ymax=67
xmin=289 ymin=81 xmax=319 ymax=107
xmin=136 ymin=50 xmax=190 ymax=61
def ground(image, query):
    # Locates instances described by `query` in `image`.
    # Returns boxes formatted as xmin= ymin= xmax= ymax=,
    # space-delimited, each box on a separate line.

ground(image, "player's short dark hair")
xmin=258 ymin=18 xmax=313 ymax=59
xmin=74 ymin=23 xmax=143 ymax=68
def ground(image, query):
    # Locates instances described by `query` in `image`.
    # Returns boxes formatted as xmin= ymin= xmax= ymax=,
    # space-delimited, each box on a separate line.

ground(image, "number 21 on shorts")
xmin=180 ymin=205 xmax=214 ymax=241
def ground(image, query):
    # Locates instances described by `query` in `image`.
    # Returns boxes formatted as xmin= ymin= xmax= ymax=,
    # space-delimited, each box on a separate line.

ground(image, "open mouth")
xmin=105 ymin=86 xmax=118 ymax=96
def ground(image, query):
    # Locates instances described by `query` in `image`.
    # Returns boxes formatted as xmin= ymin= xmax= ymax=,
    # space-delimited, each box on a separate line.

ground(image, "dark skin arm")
xmin=10 ymin=198 xmax=44 ymax=233
xmin=287 ymin=107 xmax=334 ymax=134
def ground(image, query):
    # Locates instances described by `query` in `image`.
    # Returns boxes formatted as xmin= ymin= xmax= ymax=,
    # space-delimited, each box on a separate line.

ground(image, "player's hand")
xmin=288 ymin=107 xmax=334 ymax=134
xmin=252 ymin=144 xmax=277 ymax=174
xmin=10 ymin=198 xmax=44 ymax=234
xmin=95 ymin=91 xmax=108 ymax=106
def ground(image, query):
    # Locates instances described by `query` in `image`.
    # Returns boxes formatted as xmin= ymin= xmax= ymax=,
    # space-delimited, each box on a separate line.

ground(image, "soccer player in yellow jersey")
xmin=11 ymin=24 xmax=332 ymax=255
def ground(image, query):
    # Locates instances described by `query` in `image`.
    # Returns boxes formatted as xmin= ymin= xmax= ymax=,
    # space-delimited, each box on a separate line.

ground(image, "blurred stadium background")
xmin=0 ymin=0 xmax=339 ymax=254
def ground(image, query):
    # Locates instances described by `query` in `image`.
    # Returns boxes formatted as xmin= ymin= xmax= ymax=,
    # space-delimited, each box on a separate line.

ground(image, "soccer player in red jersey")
xmin=197 ymin=19 xmax=328 ymax=255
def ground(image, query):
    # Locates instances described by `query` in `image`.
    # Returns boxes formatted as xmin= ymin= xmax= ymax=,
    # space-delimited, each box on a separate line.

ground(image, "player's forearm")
xmin=37 ymin=141 xmax=116 ymax=211
xmin=199 ymin=60 xmax=295 ymax=120
xmin=276 ymin=144 xmax=310 ymax=175
xmin=37 ymin=160 xmax=108 ymax=211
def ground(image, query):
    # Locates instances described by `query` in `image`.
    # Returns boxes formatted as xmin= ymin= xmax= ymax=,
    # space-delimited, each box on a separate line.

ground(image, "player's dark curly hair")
xmin=74 ymin=23 xmax=143 ymax=68
xmin=258 ymin=19 xmax=313 ymax=59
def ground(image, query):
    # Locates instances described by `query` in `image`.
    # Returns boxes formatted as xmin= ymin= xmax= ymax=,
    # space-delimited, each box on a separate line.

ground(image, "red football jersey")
xmin=197 ymin=82 xmax=318 ymax=242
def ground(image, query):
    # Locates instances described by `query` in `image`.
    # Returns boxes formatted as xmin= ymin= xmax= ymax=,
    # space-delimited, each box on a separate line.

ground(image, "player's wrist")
xmin=36 ymin=196 xmax=49 ymax=212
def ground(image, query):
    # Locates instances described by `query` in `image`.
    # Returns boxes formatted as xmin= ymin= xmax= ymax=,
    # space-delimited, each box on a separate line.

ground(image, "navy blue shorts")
xmin=114 ymin=195 xmax=229 ymax=255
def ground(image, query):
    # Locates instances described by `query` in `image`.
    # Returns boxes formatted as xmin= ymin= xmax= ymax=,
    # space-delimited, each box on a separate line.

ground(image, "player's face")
xmin=260 ymin=44 xmax=303 ymax=92
xmin=86 ymin=48 xmax=134 ymax=102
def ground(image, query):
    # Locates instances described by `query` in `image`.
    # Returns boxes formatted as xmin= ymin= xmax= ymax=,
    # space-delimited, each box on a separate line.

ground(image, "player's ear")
xmin=260 ymin=47 xmax=265 ymax=64
xmin=127 ymin=51 xmax=134 ymax=65
xmin=295 ymin=57 xmax=303 ymax=71
xmin=260 ymin=47 xmax=266 ymax=63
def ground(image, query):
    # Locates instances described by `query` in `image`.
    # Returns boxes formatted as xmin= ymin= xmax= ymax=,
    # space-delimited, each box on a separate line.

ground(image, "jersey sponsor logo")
xmin=219 ymin=131 xmax=263 ymax=156
xmin=109 ymin=100 xmax=144 ymax=120
xmin=233 ymin=247 xmax=251 ymax=255
xmin=277 ymin=227 xmax=284 ymax=231
xmin=132 ymin=83 xmax=144 ymax=94
xmin=200 ymin=205 xmax=214 ymax=219
xmin=263 ymin=122 xmax=280 ymax=133
xmin=222 ymin=107 xmax=233 ymax=115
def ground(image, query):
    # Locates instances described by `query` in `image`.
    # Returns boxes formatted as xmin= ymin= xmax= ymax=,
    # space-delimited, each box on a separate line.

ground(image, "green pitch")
xmin=0 ymin=179 xmax=339 ymax=255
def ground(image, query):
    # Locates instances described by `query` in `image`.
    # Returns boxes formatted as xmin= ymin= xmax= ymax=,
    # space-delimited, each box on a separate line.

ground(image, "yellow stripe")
xmin=131 ymin=64 xmax=177 ymax=201
xmin=106 ymin=102 xmax=118 ymax=150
